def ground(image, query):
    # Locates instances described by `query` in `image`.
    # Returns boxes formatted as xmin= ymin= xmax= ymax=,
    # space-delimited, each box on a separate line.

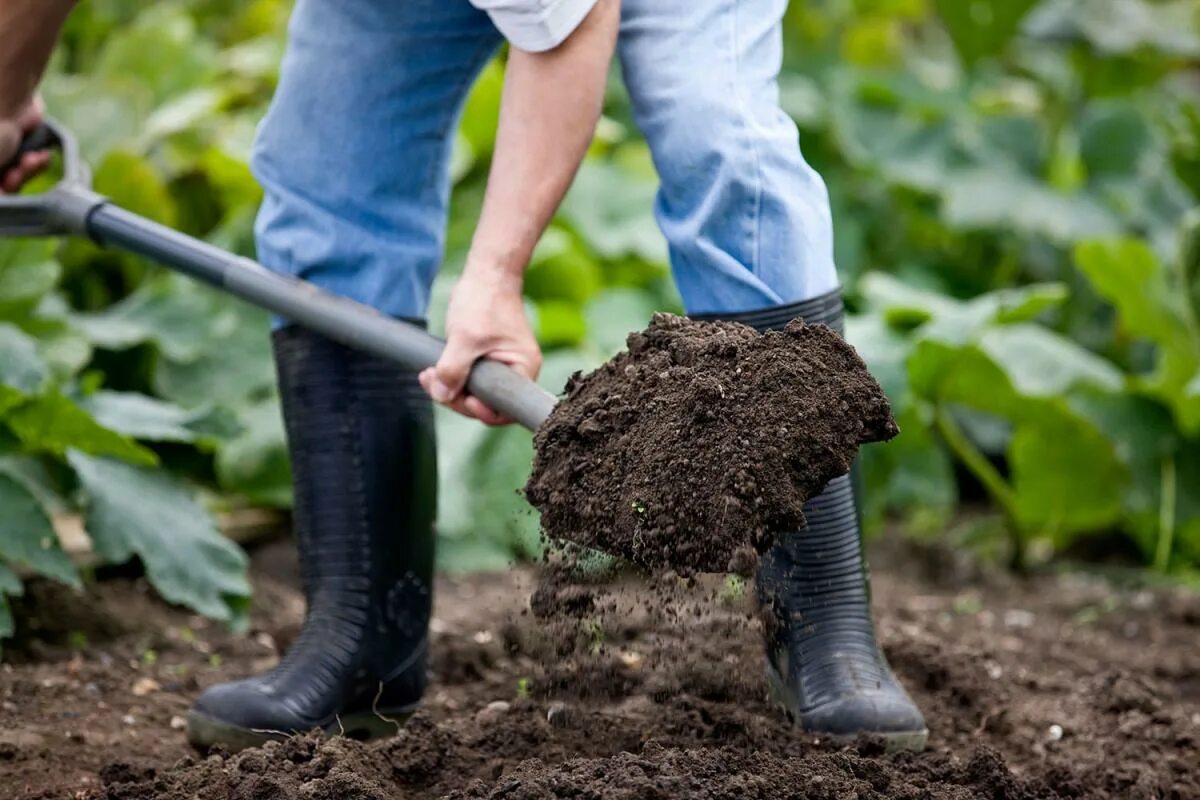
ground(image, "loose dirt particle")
xmin=526 ymin=313 xmax=898 ymax=573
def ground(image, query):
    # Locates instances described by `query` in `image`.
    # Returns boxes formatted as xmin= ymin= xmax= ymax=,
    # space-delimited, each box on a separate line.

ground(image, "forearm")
xmin=465 ymin=0 xmax=620 ymax=290
xmin=0 ymin=0 xmax=75 ymax=117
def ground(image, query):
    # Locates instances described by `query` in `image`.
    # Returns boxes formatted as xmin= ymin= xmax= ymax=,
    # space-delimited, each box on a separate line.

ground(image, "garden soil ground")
xmin=3 ymin=534 xmax=1199 ymax=799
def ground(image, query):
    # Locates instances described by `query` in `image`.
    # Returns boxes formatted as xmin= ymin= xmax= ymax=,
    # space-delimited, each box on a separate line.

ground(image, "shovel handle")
xmin=0 ymin=122 xmax=558 ymax=431
xmin=2 ymin=124 xmax=58 ymax=173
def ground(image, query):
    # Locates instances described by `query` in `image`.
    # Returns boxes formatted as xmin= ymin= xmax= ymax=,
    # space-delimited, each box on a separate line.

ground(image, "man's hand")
xmin=0 ymin=95 xmax=51 ymax=194
xmin=419 ymin=266 xmax=543 ymax=426
xmin=418 ymin=0 xmax=617 ymax=425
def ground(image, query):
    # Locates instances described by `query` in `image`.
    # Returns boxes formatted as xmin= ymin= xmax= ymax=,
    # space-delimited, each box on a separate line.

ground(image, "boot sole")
xmin=764 ymin=661 xmax=928 ymax=753
xmin=186 ymin=704 xmax=418 ymax=753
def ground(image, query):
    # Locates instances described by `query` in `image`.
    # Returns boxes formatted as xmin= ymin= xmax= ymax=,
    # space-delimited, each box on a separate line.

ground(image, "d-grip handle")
xmin=2 ymin=123 xmax=59 ymax=173
xmin=0 ymin=118 xmax=97 ymax=238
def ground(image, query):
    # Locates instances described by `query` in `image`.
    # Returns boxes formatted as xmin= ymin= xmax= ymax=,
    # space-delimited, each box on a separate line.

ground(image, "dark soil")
xmin=4 ymin=535 xmax=1198 ymax=799
xmin=526 ymin=314 xmax=898 ymax=573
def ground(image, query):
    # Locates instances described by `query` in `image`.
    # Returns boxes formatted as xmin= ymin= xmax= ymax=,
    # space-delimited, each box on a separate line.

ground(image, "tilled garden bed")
xmin=3 ymin=536 xmax=1198 ymax=799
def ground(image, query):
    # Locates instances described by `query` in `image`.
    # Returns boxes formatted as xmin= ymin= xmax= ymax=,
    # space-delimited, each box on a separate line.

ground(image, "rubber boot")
xmin=697 ymin=289 xmax=928 ymax=751
xmin=187 ymin=326 xmax=437 ymax=752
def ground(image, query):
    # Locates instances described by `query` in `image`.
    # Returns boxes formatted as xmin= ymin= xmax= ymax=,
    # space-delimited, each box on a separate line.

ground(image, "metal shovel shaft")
xmin=86 ymin=201 xmax=557 ymax=431
xmin=1 ymin=120 xmax=557 ymax=430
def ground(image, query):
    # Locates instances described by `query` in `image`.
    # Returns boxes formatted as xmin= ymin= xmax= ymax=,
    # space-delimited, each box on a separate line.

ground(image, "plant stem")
xmin=934 ymin=405 xmax=1025 ymax=569
xmin=1154 ymin=455 xmax=1177 ymax=574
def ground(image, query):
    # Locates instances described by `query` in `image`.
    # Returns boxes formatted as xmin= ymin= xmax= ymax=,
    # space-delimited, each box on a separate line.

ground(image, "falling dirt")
xmin=4 ymin=535 xmax=1198 ymax=800
xmin=525 ymin=313 xmax=898 ymax=573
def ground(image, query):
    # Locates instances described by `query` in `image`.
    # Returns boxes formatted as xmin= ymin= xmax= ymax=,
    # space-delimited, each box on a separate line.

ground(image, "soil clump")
xmin=526 ymin=313 xmax=897 ymax=573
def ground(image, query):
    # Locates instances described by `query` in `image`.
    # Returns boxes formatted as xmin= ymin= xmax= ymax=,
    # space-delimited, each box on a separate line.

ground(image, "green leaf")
xmin=1010 ymin=407 xmax=1127 ymax=537
xmin=0 ymin=323 xmax=49 ymax=397
xmin=72 ymin=275 xmax=239 ymax=362
xmin=0 ymin=563 xmax=21 ymax=639
xmin=0 ymin=240 xmax=60 ymax=316
xmin=941 ymin=167 xmax=1120 ymax=244
xmin=935 ymin=0 xmax=1039 ymax=65
xmin=1025 ymin=0 xmax=1200 ymax=57
xmin=860 ymin=404 xmax=957 ymax=528
xmin=153 ymin=301 xmax=275 ymax=407
xmin=977 ymin=324 xmax=1123 ymax=397
xmin=6 ymin=395 xmax=157 ymax=466
xmin=559 ymin=162 xmax=668 ymax=263
xmin=584 ymin=288 xmax=661 ymax=358
xmin=458 ymin=58 xmax=504 ymax=160
xmin=0 ymin=474 xmax=80 ymax=588
xmin=78 ymin=391 xmax=238 ymax=444
xmin=535 ymin=301 xmax=587 ymax=348
xmin=215 ymin=397 xmax=291 ymax=508
xmin=68 ymin=452 xmax=250 ymax=622
xmin=93 ymin=6 xmax=220 ymax=104
xmin=860 ymin=273 xmax=1069 ymax=345
xmin=1075 ymin=238 xmax=1200 ymax=433
xmin=93 ymin=151 xmax=177 ymax=228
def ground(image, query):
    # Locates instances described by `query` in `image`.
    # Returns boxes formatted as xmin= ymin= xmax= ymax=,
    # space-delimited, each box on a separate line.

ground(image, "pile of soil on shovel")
xmin=525 ymin=313 xmax=898 ymax=574
xmin=8 ymin=537 xmax=1198 ymax=800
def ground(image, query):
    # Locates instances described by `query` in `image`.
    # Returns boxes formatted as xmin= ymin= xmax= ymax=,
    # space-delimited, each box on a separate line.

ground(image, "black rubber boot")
xmin=697 ymin=289 xmax=927 ymax=751
xmin=187 ymin=326 xmax=437 ymax=752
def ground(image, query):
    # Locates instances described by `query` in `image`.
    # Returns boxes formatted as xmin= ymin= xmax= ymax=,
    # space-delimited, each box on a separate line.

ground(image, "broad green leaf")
xmin=559 ymin=162 xmax=667 ymax=263
xmin=78 ymin=391 xmax=238 ymax=444
xmin=935 ymin=0 xmax=1039 ymax=65
xmin=0 ymin=240 xmax=60 ymax=316
xmin=1075 ymin=238 xmax=1200 ymax=432
xmin=1079 ymin=102 xmax=1156 ymax=179
xmin=0 ymin=323 xmax=48 ymax=396
xmin=19 ymin=316 xmax=92 ymax=378
xmin=584 ymin=288 xmax=661 ymax=358
xmin=68 ymin=452 xmax=250 ymax=622
xmin=436 ymin=409 xmax=541 ymax=571
xmin=978 ymin=324 xmax=1123 ymax=397
xmin=93 ymin=150 xmax=177 ymax=228
xmin=41 ymin=74 xmax=150 ymax=162
xmin=525 ymin=238 xmax=603 ymax=305
xmin=0 ymin=474 xmax=80 ymax=588
xmin=0 ymin=455 xmax=69 ymax=514
xmin=93 ymin=6 xmax=220 ymax=104
xmin=0 ymin=563 xmax=21 ymax=639
xmin=1025 ymin=0 xmax=1200 ymax=57
xmin=1010 ymin=408 xmax=1127 ymax=537
xmin=459 ymin=59 xmax=504 ymax=159
xmin=72 ymin=275 xmax=239 ymax=362
xmin=941 ymin=167 xmax=1120 ymax=243
xmin=6 ymin=395 xmax=157 ymax=466
xmin=860 ymin=274 xmax=1068 ymax=344
xmin=535 ymin=301 xmax=587 ymax=349
xmin=846 ymin=311 xmax=913 ymax=405
xmin=215 ymin=397 xmax=291 ymax=508
xmin=860 ymin=404 xmax=957 ymax=528
xmin=153 ymin=302 xmax=275 ymax=406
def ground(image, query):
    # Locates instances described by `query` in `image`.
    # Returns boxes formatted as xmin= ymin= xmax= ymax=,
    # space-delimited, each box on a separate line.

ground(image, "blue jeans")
xmin=252 ymin=0 xmax=838 ymax=319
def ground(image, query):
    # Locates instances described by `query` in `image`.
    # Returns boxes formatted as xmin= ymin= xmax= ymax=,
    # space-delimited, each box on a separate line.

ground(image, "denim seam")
xmin=728 ymin=0 xmax=764 ymax=281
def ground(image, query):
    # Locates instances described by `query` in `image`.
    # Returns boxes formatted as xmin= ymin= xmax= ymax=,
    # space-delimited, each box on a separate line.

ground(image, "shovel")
xmin=0 ymin=120 xmax=558 ymax=431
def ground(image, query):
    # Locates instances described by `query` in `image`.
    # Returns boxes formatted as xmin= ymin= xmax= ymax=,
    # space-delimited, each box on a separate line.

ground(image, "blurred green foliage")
xmin=0 ymin=0 xmax=1199 ymax=644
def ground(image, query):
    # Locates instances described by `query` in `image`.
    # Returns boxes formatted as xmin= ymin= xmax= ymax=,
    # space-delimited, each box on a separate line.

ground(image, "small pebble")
xmin=1047 ymin=724 xmax=1063 ymax=741
xmin=121 ymin=715 xmax=136 ymax=726
xmin=170 ymin=716 xmax=187 ymax=731
xmin=475 ymin=701 xmax=511 ymax=725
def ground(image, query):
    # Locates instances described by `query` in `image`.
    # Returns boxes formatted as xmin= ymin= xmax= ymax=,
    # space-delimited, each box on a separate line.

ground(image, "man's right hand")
xmin=0 ymin=96 xmax=51 ymax=194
